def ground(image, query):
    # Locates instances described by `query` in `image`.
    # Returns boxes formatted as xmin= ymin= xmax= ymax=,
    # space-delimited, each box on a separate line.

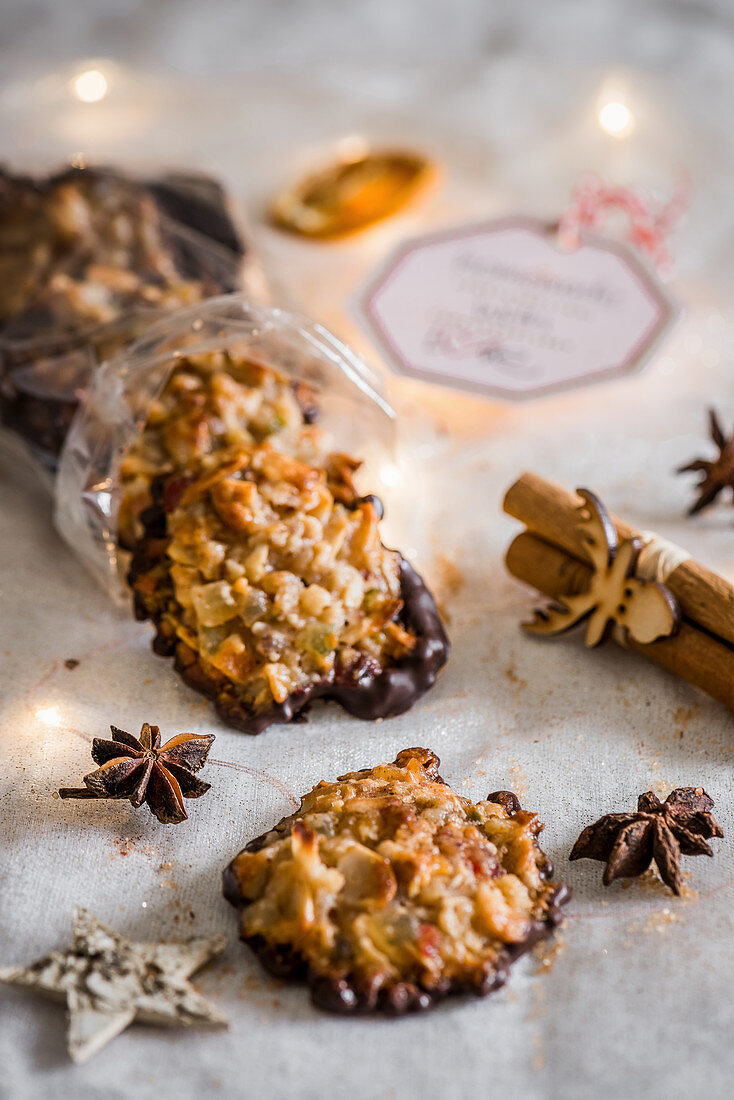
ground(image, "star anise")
xmin=677 ymin=409 xmax=734 ymax=514
xmin=570 ymin=787 xmax=723 ymax=895
xmin=59 ymin=723 xmax=215 ymax=825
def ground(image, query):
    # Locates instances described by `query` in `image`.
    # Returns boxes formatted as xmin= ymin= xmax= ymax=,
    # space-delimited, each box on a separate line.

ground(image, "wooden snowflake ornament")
xmin=524 ymin=489 xmax=680 ymax=647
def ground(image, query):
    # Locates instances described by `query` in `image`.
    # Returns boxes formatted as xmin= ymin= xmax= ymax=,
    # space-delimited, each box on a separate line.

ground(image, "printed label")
xmin=361 ymin=216 xmax=678 ymax=399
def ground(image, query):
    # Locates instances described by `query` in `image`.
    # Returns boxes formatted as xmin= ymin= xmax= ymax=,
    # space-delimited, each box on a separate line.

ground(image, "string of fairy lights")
xmin=66 ymin=60 xmax=637 ymax=135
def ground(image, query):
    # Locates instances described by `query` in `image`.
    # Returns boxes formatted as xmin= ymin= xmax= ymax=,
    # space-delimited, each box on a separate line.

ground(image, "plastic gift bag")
xmin=55 ymin=294 xmax=397 ymax=600
xmin=0 ymin=165 xmax=252 ymax=478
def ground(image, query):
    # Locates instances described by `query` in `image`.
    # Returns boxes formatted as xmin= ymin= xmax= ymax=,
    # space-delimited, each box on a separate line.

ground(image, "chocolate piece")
xmin=0 ymin=165 xmax=243 ymax=467
xmin=147 ymin=172 xmax=244 ymax=259
xmin=223 ymin=748 xmax=568 ymax=1014
xmin=570 ymin=786 xmax=723 ymax=894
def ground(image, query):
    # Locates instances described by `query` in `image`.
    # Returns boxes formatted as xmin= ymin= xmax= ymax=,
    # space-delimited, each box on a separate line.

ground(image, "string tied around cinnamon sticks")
xmin=504 ymin=472 xmax=734 ymax=711
xmin=636 ymin=532 xmax=691 ymax=585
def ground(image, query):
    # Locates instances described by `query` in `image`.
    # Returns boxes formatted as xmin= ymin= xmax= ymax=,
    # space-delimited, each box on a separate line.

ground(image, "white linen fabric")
xmin=3 ymin=32 xmax=734 ymax=1100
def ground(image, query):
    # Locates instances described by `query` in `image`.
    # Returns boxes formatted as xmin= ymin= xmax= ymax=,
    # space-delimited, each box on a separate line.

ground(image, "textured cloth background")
xmin=3 ymin=7 xmax=734 ymax=1099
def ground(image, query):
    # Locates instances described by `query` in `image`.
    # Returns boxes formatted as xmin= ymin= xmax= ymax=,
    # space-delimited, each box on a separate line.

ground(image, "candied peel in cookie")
xmin=118 ymin=353 xmax=315 ymax=548
xmin=223 ymin=748 xmax=569 ymax=1013
xmin=128 ymin=352 xmax=447 ymax=734
xmin=129 ymin=439 xmax=448 ymax=733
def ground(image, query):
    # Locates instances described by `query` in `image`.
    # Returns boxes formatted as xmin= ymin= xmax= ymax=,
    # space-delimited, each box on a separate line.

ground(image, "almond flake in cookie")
xmin=128 ymin=364 xmax=448 ymax=734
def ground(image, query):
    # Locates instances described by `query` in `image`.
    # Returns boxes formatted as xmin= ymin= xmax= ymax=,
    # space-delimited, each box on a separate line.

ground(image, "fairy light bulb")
xmin=71 ymin=69 xmax=108 ymax=103
xmin=35 ymin=705 xmax=63 ymax=728
xmin=379 ymin=462 xmax=401 ymax=488
xmin=598 ymin=100 xmax=634 ymax=137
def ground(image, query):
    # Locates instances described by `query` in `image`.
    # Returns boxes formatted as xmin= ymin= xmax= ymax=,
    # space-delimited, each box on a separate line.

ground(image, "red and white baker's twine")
xmin=558 ymin=173 xmax=691 ymax=274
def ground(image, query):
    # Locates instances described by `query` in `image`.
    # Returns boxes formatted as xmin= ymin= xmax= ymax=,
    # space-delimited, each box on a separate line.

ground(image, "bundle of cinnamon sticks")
xmin=504 ymin=472 xmax=734 ymax=710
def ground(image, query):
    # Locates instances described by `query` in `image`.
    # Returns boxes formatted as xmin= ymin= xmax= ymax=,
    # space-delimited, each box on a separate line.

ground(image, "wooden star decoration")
xmin=0 ymin=908 xmax=228 ymax=1063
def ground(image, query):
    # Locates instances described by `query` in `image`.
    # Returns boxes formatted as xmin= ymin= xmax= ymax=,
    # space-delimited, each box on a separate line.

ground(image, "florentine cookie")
xmin=128 ymin=347 xmax=447 ymax=732
xmin=129 ymin=413 xmax=448 ymax=732
xmin=223 ymin=748 xmax=568 ymax=1012
xmin=0 ymin=166 xmax=241 ymax=340
xmin=118 ymin=353 xmax=316 ymax=548
xmin=0 ymin=166 xmax=243 ymax=464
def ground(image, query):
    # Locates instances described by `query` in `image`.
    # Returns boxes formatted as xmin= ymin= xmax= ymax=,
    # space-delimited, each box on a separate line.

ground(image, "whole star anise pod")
xmin=60 ymin=723 xmax=215 ymax=825
xmin=570 ymin=787 xmax=723 ymax=895
xmin=677 ymin=409 xmax=734 ymax=514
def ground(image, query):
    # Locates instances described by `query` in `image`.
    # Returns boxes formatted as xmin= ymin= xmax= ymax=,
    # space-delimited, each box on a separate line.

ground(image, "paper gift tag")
xmin=360 ymin=216 xmax=679 ymax=399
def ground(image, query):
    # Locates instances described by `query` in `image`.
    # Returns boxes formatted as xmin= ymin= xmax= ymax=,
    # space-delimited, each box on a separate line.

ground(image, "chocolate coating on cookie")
xmin=129 ymin=397 xmax=449 ymax=735
xmin=223 ymin=748 xmax=569 ymax=1014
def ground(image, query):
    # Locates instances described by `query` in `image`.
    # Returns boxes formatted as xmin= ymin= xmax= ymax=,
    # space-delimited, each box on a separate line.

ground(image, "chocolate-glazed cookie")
xmin=129 ymin=386 xmax=448 ymax=733
xmin=127 ymin=344 xmax=448 ymax=731
xmin=223 ymin=748 xmax=569 ymax=1013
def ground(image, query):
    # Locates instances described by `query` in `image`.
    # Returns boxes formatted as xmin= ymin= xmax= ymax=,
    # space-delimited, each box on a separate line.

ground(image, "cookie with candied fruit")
xmin=223 ymin=748 xmax=568 ymax=1013
xmin=128 ymin=357 xmax=448 ymax=734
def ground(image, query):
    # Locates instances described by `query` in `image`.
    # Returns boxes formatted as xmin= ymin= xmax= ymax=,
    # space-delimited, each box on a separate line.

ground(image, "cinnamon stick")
xmin=506 ymin=530 xmax=734 ymax=711
xmin=503 ymin=472 xmax=734 ymax=649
